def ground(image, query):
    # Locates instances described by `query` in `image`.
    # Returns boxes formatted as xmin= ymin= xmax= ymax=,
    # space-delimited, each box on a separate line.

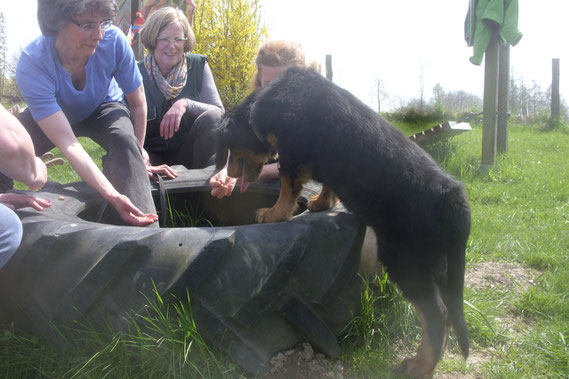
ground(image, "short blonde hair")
xmin=252 ymin=40 xmax=306 ymax=89
xmin=140 ymin=6 xmax=196 ymax=53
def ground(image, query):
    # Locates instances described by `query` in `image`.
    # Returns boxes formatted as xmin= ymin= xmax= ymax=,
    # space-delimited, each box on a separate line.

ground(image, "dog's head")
xmin=215 ymin=93 xmax=275 ymax=191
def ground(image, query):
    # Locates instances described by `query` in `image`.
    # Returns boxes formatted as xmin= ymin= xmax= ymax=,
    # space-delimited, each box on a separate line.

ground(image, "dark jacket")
xmin=138 ymin=53 xmax=206 ymax=152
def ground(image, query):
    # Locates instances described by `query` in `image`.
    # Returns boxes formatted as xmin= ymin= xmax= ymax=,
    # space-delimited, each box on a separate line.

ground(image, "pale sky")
xmin=1 ymin=0 xmax=567 ymax=111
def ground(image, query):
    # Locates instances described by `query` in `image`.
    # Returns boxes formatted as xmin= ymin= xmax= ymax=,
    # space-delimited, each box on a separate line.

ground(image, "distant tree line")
xmin=508 ymin=74 xmax=567 ymax=123
xmin=387 ymin=83 xmax=483 ymax=125
xmin=387 ymin=74 xmax=567 ymax=126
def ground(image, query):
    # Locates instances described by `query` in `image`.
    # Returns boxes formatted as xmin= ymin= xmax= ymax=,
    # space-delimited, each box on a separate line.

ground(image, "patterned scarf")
xmin=144 ymin=54 xmax=187 ymax=100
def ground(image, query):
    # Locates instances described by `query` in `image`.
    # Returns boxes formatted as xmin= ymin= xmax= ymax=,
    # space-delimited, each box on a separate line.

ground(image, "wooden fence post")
xmin=551 ymin=58 xmax=560 ymax=124
xmin=497 ymin=43 xmax=510 ymax=155
xmin=481 ymin=31 xmax=499 ymax=168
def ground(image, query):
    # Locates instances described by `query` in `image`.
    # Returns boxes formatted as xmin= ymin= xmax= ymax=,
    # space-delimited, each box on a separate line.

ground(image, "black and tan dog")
xmin=215 ymin=67 xmax=470 ymax=378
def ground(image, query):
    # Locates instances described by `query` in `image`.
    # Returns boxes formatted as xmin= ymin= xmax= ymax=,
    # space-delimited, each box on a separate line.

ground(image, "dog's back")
xmin=250 ymin=67 xmax=471 ymax=371
xmin=251 ymin=67 xmax=468 ymax=234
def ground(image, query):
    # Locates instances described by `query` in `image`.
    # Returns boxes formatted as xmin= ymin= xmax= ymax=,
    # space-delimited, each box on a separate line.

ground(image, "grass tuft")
xmin=0 ymin=286 xmax=245 ymax=378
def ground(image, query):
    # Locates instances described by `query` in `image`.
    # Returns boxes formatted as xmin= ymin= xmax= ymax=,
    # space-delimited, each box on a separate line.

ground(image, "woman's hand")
xmin=142 ymin=148 xmax=178 ymax=180
xmin=27 ymin=156 xmax=49 ymax=191
xmin=147 ymin=164 xmax=178 ymax=180
xmin=160 ymin=99 xmax=188 ymax=140
xmin=0 ymin=193 xmax=51 ymax=211
xmin=209 ymin=167 xmax=238 ymax=199
xmin=108 ymin=193 xmax=158 ymax=226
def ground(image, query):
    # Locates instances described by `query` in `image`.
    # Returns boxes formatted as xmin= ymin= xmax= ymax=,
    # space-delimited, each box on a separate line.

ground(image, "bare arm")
xmin=126 ymin=83 xmax=178 ymax=179
xmin=38 ymin=111 xmax=117 ymax=198
xmin=0 ymin=105 xmax=47 ymax=189
xmin=124 ymin=84 xmax=148 ymax=148
xmin=36 ymin=111 xmax=157 ymax=226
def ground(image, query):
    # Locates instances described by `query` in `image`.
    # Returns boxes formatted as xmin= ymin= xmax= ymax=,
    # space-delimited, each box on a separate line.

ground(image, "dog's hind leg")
xmin=256 ymin=174 xmax=306 ymax=223
xmin=308 ymin=184 xmax=338 ymax=212
xmin=396 ymin=283 xmax=449 ymax=378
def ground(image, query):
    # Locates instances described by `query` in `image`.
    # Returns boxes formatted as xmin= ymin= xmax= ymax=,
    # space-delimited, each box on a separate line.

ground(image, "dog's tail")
xmin=447 ymin=239 xmax=470 ymax=359
xmin=444 ymin=187 xmax=471 ymax=360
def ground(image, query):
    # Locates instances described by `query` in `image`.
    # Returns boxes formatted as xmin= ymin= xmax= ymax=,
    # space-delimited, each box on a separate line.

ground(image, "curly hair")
xmin=252 ymin=41 xmax=306 ymax=90
xmin=37 ymin=0 xmax=118 ymax=37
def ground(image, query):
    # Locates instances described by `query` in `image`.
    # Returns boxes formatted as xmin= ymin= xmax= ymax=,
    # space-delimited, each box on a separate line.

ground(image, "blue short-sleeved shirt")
xmin=16 ymin=26 xmax=142 ymax=125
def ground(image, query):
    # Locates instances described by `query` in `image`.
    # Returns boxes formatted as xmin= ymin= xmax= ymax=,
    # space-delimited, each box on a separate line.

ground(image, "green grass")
xmin=4 ymin=121 xmax=569 ymax=377
xmin=13 ymin=137 xmax=102 ymax=190
xmin=0 ymin=286 xmax=245 ymax=378
xmin=338 ymin=122 xmax=569 ymax=377
xmin=164 ymin=192 xmax=216 ymax=227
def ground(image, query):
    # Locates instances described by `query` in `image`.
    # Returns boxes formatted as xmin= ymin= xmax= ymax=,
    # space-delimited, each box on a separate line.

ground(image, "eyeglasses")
xmin=156 ymin=37 xmax=187 ymax=46
xmin=70 ymin=19 xmax=113 ymax=33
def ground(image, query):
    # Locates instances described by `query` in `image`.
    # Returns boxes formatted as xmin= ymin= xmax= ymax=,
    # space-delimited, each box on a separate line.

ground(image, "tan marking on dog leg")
xmin=308 ymin=184 xmax=338 ymax=212
xmin=396 ymin=307 xmax=438 ymax=379
xmin=256 ymin=174 xmax=305 ymax=223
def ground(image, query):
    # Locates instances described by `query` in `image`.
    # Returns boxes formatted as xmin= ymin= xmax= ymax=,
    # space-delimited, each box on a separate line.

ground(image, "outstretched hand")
xmin=209 ymin=167 xmax=239 ymax=199
xmin=147 ymin=164 xmax=178 ymax=180
xmin=0 ymin=193 xmax=51 ymax=211
xmin=108 ymin=193 xmax=158 ymax=226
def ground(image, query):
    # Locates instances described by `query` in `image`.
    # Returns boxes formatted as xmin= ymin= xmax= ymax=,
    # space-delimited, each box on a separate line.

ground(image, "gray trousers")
xmin=1 ymin=102 xmax=157 ymax=225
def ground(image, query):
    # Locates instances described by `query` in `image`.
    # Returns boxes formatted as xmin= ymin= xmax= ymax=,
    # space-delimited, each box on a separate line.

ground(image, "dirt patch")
xmin=464 ymin=261 xmax=540 ymax=293
xmin=465 ymin=261 xmax=541 ymax=340
xmin=265 ymin=261 xmax=539 ymax=378
xmin=263 ymin=342 xmax=344 ymax=378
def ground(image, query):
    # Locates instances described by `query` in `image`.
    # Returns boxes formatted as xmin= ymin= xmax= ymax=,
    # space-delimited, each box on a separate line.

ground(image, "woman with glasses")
xmin=138 ymin=7 xmax=224 ymax=170
xmin=12 ymin=0 xmax=159 ymax=226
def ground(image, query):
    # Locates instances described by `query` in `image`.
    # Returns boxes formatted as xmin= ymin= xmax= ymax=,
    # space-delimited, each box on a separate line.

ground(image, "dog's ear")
xmin=249 ymin=98 xmax=267 ymax=142
xmin=215 ymin=119 xmax=230 ymax=169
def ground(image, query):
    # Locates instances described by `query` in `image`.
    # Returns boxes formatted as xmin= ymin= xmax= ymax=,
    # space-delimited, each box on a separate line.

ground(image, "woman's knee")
xmin=105 ymin=123 xmax=143 ymax=157
xmin=193 ymin=108 xmax=223 ymax=135
xmin=201 ymin=108 xmax=223 ymax=124
xmin=85 ymin=103 xmax=141 ymax=156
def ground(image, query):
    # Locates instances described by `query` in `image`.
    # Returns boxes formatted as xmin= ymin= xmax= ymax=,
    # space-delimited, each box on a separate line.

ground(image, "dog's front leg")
xmin=256 ymin=174 xmax=303 ymax=223
xmin=308 ymin=184 xmax=338 ymax=212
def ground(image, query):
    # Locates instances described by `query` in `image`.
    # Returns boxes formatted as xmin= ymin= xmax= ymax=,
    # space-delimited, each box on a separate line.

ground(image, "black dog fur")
xmin=216 ymin=67 xmax=471 ymax=377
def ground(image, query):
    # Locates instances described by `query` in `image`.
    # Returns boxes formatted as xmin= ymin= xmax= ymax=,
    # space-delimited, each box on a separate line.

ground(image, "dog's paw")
xmin=256 ymin=208 xmax=290 ymax=223
xmin=395 ymin=356 xmax=435 ymax=379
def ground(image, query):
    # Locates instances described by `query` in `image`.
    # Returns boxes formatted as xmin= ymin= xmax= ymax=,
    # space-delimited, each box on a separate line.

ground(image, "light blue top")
xmin=16 ymin=26 xmax=142 ymax=124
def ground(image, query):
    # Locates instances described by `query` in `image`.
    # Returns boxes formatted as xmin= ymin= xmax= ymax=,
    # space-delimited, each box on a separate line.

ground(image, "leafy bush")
xmin=387 ymin=101 xmax=447 ymax=125
xmin=193 ymin=0 xmax=267 ymax=109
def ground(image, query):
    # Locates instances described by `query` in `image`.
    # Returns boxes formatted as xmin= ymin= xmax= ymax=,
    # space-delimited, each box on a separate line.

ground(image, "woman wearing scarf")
xmin=138 ymin=7 xmax=224 ymax=171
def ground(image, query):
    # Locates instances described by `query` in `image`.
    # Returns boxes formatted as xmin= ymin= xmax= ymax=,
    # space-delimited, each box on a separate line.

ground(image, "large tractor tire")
xmin=0 ymin=166 xmax=366 ymax=374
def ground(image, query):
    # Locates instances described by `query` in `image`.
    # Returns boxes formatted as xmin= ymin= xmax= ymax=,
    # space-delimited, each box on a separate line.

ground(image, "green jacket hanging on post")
xmin=465 ymin=0 xmax=523 ymax=65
